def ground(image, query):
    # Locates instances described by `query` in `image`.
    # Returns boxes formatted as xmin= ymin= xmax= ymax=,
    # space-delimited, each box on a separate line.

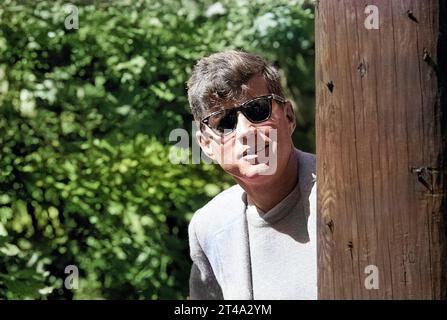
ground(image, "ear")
xmin=195 ymin=128 xmax=216 ymax=161
xmin=284 ymin=101 xmax=296 ymax=135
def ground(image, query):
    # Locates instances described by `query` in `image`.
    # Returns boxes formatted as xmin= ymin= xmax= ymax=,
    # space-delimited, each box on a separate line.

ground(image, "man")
xmin=186 ymin=50 xmax=317 ymax=300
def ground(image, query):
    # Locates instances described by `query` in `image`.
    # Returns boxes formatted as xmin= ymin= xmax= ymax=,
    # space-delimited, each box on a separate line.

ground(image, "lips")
xmin=240 ymin=144 xmax=269 ymax=159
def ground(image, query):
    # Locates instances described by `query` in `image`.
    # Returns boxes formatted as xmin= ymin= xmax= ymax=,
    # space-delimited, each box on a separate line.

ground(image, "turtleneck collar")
xmin=243 ymin=151 xmax=301 ymax=227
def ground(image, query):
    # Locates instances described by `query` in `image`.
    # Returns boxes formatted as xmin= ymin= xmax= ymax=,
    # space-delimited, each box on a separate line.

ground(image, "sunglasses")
xmin=201 ymin=94 xmax=286 ymax=136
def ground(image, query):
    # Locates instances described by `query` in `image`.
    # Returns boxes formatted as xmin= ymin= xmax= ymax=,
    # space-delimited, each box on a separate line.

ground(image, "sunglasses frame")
xmin=201 ymin=94 xmax=286 ymax=136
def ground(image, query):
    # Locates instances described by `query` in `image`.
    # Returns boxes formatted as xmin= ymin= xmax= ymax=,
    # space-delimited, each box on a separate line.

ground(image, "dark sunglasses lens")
xmin=243 ymin=98 xmax=271 ymax=122
xmin=214 ymin=110 xmax=237 ymax=134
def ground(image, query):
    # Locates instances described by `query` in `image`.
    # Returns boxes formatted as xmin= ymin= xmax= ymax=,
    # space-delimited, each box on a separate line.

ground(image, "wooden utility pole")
xmin=316 ymin=0 xmax=446 ymax=299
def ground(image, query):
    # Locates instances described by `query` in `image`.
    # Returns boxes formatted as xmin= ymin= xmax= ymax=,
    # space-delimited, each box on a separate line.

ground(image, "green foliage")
xmin=0 ymin=0 xmax=314 ymax=299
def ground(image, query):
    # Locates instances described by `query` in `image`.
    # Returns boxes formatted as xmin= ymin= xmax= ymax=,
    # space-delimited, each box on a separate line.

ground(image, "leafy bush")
xmin=0 ymin=0 xmax=314 ymax=299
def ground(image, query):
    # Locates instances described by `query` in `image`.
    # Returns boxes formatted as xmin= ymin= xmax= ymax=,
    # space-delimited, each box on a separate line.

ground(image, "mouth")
xmin=240 ymin=144 xmax=269 ymax=159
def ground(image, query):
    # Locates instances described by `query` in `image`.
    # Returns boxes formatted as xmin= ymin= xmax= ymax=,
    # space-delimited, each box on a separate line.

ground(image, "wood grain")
xmin=316 ymin=0 xmax=446 ymax=299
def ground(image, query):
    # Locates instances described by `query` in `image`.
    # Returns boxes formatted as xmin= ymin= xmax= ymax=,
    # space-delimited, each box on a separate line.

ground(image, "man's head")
xmin=187 ymin=50 xmax=296 ymax=186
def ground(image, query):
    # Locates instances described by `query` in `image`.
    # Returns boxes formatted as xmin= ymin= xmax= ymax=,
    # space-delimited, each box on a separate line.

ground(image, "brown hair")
xmin=187 ymin=50 xmax=284 ymax=122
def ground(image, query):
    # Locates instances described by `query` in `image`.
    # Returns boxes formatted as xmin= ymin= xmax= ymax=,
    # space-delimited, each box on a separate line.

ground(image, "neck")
xmin=238 ymin=148 xmax=298 ymax=213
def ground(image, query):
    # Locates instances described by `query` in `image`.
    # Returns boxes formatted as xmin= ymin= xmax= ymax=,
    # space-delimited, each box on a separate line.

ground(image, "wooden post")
xmin=316 ymin=0 xmax=446 ymax=299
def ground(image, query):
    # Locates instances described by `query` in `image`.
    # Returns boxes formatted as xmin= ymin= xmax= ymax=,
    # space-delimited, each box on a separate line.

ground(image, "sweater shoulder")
xmin=297 ymin=149 xmax=316 ymax=173
xmin=189 ymin=184 xmax=245 ymax=244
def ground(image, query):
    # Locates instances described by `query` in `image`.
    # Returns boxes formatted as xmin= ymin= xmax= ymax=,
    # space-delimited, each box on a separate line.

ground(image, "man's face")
xmin=197 ymin=75 xmax=296 ymax=186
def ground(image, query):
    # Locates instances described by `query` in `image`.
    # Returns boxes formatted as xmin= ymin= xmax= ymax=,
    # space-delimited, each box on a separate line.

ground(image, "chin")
xmin=232 ymin=163 xmax=278 ymax=184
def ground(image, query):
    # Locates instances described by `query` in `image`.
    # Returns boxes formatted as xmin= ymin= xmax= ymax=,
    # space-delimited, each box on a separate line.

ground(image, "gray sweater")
xmin=188 ymin=149 xmax=317 ymax=299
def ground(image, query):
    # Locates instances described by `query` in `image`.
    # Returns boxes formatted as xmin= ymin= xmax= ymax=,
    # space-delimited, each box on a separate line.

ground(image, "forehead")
xmin=242 ymin=74 xmax=270 ymax=100
xmin=208 ymin=74 xmax=270 ymax=113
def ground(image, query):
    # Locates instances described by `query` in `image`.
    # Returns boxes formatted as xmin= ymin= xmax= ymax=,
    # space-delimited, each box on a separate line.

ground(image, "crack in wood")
xmin=409 ymin=166 xmax=443 ymax=194
xmin=347 ymin=241 xmax=354 ymax=260
xmin=326 ymin=81 xmax=334 ymax=93
xmin=406 ymin=10 xmax=418 ymax=23
xmin=357 ymin=60 xmax=368 ymax=77
xmin=422 ymin=48 xmax=438 ymax=75
xmin=326 ymin=218 xmax=334 ymax=233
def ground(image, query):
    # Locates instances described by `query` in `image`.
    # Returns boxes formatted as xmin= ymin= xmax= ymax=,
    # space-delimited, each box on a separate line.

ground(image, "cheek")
xmin=258 ymin=120 xmax=289 ymax=145
xmin=250 ymin=112 xmax=289 ymax=140
xmin=210 ymin=139 xmax=237 ymax=166
xmin=263 ymin=111 xmax=291 ymax=137
xmin=276 ymin=115 xmax=293 ymax=139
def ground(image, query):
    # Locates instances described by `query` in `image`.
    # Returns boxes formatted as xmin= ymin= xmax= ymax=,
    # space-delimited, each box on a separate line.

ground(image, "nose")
xmin=235 ymin=112 xmax=255 ymax=137
xmin=235 ymin=112 xmax=258 ymax=149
